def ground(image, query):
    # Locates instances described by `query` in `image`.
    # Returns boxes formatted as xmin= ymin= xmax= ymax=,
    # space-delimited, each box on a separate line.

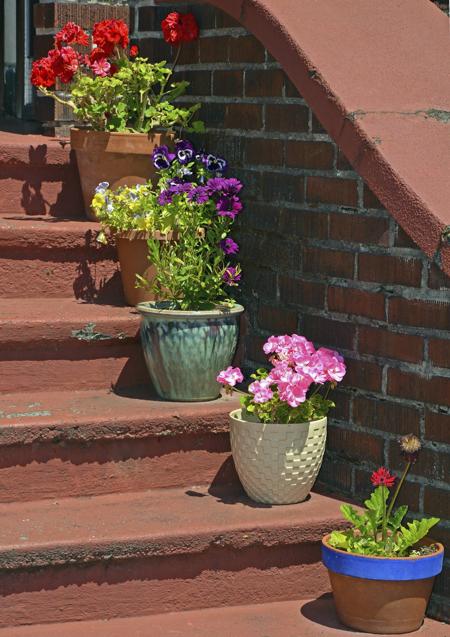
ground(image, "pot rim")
xmin=229 ymin=407 xmax=327 ymax=427
xmin=114 ymin=229 xmax=176 ymax=241
xmin=70 ymin=128 xmax=170 ymax=139
xmin=322 ymin=534 xmax=444 ymax=561
xmin=136 ymin=300 xmax=245 ymax=319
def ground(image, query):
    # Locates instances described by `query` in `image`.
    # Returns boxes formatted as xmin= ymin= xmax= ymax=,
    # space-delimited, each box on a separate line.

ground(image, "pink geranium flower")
xmin=91 ymin=57 xmax=111 ymax=77
xmin=216 ymin=366 xmax=243 ymax=387
xmin=316 ymin=347 xmax=346 ymax=383
xmin=248 ymin=378 xmax=273 ymax=404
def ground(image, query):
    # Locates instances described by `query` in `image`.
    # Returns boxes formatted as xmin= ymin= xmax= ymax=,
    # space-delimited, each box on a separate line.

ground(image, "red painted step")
xmin=0 ymin=389 xmax=239 ymax=502
xmin=0 ymin=132 xmax=83 ymax=217
xmin=1 ymin=597 xmax=446 ymax=637
xmin=0 ymin=298 xmax=147 ymax=392
xmin=0 ymin=487 xmax=347 ymax=628
xmin=0 ymin=217 xmax=121 ymax=301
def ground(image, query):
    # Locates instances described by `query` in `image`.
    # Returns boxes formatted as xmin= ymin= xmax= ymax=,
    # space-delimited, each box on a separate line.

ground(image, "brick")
xmin=243 ymin=204 xmax=280 ymax=233
xmin=301 ymin=315 xmax=355 ymax=350
xmin=311 ymin=113 xmax=326 ymax=133
xmin=328 ymin=286 xmax=385 ymax=320
xmin=178 ymin=41 xmax=200 ymax=65
xmin=245 ymin=335 xmax=268 ymax=364
xmin=331 ymin=389 xmax=351 ymax=421
xmin=213 ymin=70 xmax=243 ymax=96
xmin=262 ymin=173 xmax=304 ymax=203
xmin=425 ymin=410 xmax=450 ymax=445
xmin=265 ymin=104 xmax=309 ymax=133
xmin=318 ymin=457 xmax=353 ymax=494
xmin=428 ymin=263 xmax=450 ymax=290
xmin=33 ymin=4 xmax=55 ymax=28
xmin=33 ymin=34 xmax=54 ymax=58
xmin=337 ymin=149 xmax=353 ymax=170
xmin=358 ymin=326 xmax=423 ymax=363
xmin=241 ymin=266 xmax=277 ymax=299
xmin=363 ymin=184 xmax=383 ymax=209
xmin=229 ymin=35 xmax=265 ymax=63
xmin=306 ymin=177 xmax=358 ymax=207
xmin=285 ymin=141 xmax=334 ymax=170
xmin=329 ymin=213 xmax=389 ymax=245
xmin=257 ymin=305 xmax=298 ymax=333
xmin=429 ymin=339 xmax=450 ymax=368
xmin=245 ymin=138 xmax=283 ymax=166
xmin=327 ymin=425 xmax=384 ymax=465
xmin=199 ymin=36 xmax=230 ymax=63
xmin=353 ymin=396 xmax=421 ymax=436
xmin=390 ymin=443 xmax=449 ymax=485
xmin=424 ymin=486 xmax=450 ymax=520
xmin=178 ymin=70 xmax=211 ymax=96
xmin=387 ymin=368 xmax=450 ymax=407
xmin=395 ymin=226 xmax=418 ymax=249
xmin=233 ymin=169 xmax=262 ymax=199
xmin=388 ymin=297 xmax=450 ymax=330
xmin=279 ymin=277 xmax=326 ymax=309
xmin=358 ymin=254 xmax=422 ymax=287
xmin=278 ymin=209 xmax=328 ymax=239
xmin=187 ymin=5 xmax=217 ymax=29
xmin=284 ymin=76 xmax=302 ymax=98
xmin=245 ymin=70 xmax=285 ymax=97
xmin=224 ymin=104 xmax=262 ymax=130
xmin=216 ymin=11 xmax=241 ymax=28
xmin=355 ymin=469 xmax=420 ymax=510
xmin=303 ymin=247 xmax=354 ymax=279
xmin=343 ymin=359 xmax=383 ymax=392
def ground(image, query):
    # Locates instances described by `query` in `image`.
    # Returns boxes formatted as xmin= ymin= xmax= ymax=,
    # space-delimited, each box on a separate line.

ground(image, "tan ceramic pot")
xmin=115 ymin=230 xmax=176 ymax=307
xmin=70 ymin=129 xmax=172 ymax=220
xmin=229 ymin=409 xmax=327 ymax=505
xmin=322 ymin=535 xmax=444 ymax=634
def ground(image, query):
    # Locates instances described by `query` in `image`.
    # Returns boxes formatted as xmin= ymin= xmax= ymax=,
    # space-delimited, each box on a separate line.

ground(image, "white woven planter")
xmin=229 ymin=409 xmax=327 ymax=505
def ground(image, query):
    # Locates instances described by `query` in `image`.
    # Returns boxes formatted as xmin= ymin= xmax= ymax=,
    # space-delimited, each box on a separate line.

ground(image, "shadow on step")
xmin=301 ymin=593 xmax=346 ymax=631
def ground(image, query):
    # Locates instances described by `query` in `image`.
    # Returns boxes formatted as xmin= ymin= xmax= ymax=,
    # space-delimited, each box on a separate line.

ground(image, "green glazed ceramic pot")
xmin=137 ymin=301 xmax=245 ymax=402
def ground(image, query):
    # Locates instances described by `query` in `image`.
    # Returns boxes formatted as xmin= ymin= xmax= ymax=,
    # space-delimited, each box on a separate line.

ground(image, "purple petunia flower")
xmin=158 ymin=190 xmax=173 ymax=205
xmin=176 ymin=140 xmax=195 ymax=165
xmin=188 ymin=186 xmax=211 ymax=204
xmin=152 ymin=145 xmax=176 ymax=170
xmin=223 ymin=266 xmax=241 ymax=285
xmin=216 ymin=195 xmax=243 ymax=219
xmin=220 ymin=238 xmax=239 ymax=255
xmin=206 ymin=177 xmax=243 ymax=196
xmin=169 ymin=182 xmax=194 ymax=195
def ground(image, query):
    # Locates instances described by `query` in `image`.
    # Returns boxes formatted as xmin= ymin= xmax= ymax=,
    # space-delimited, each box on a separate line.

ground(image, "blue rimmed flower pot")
xmin=137 ymin=301 xmax=244 ymax=401
xmin=322 ymin=534 xmax=444 ymax=634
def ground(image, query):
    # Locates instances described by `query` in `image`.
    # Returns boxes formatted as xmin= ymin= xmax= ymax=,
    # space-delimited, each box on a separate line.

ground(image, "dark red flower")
xmin=55 ymin=22 xmax=89 ymax=49
xmin=161 ymin=12 xmax=199 ymax=45
xmin=93 ymin=19 xmax=129 ymax=56
xmin=30 ymin=57 xmax=56 ymax=88
xmin=48 ymin=47 xmax=79 ymax=84
xmin=88 ymin=47 xmax=108 ymax=65
xmin=371 ymin=467 xmax=396 ymax=488
xmin=129 ymin=45 xmax=139 ymax=58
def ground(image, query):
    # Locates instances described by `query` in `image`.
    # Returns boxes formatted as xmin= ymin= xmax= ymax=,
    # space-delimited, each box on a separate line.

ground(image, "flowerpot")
xmin=70 ymin=129 xmax=172 ymax=220
xmin=229 ymin=409 xmax=327 ymax=505
xmin=322 ymin=535 xmax=444 ymax=634
xmin=137 ymin=302 xmax=244 ymax=401
xmin=115 ymin=230 xmax=175 ymax=307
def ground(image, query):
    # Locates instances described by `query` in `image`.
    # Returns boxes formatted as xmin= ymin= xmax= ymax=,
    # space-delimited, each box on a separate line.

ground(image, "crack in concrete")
xmin=348 ymin=109 xmax=450 ymax=122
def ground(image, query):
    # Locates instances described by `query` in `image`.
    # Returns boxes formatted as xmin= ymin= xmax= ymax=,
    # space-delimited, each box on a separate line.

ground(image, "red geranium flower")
xmin=129 ymin=45 xmax=139 ymax=58
xmin=161 ymin=12 xmax=199 ymax=45
xmin=30 ymin=57 xmax=56 ymax=88
xmin=48 ymin=47 xmax=79 ymax=84
xmin=55 ymin=22 xmax=89 ymax=49
xmin=371 ymin=467 xmax=396 ymax=488
xmin=93 ymin=19 xmax=129 ymax=56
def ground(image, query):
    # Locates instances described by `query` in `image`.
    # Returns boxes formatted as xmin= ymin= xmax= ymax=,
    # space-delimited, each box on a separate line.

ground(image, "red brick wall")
xmin=140 ymin=1 xmax=449 ymax=620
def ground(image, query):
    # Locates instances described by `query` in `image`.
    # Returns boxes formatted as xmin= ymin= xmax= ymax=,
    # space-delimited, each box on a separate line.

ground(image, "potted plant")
xmin=30 ymin=13 xmax=203 ymax=219
xmin=135 ymin=140 xmax=244 ymax=401
xmin=322 ymin=434 xmax=443 ymax=634
xmin=217 ymin=335 xmax=347 ymax=504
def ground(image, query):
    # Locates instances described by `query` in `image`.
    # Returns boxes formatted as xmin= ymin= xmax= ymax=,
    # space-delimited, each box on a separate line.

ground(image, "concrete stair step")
xmin=0 ymin=217 xmax=121 ymax=301
xmin=0 ymin=298 xmax=146 ymax=392
xmin=0 ymin=487 xmax=347 ymax=628
xmin=0 ymin=597 xmax=446 ymax=637
xmin=0 ymin=132 xmax=83 ymax=217
xmin=0 ymin=388 xmax=238 ymax=502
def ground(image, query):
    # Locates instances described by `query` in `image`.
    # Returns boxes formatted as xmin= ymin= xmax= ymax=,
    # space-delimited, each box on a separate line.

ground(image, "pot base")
xmin=329 ymin=571 xmax=435 ymax=634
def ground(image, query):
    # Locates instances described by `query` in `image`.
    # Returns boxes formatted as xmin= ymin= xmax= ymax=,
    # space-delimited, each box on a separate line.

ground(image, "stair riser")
xmin=0 ymin=342 xmax=148 ymax=392
xmin=0 ymin=257 xmax=121 ymax=301
xmin=0 ymin=544 xmax=329 ymax=627
xmin=0 ymin=435 xmax=237 ymax=502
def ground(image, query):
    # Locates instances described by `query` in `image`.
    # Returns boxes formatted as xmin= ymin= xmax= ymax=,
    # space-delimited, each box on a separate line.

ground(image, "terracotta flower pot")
xmin=229 ymin=409 xmax=327 ymax=505
xmin=137 ymin=302 xmax=244 ymax=402
xmin=115 ymin=230 xmax=173 ymax=307
xmin=70 ymin=129 xmax=172 ymax=220
xmin=322 ymin=535 xmax=444 ymax=634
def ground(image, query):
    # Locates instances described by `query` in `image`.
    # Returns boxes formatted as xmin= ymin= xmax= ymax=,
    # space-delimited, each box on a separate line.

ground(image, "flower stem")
xmin=386 ymin=461 xmax=411 ymax=521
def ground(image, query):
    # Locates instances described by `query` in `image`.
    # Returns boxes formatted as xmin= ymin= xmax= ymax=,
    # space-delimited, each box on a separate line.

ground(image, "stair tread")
xmin=0 ymin=485 xmax=345 ymax=570
xmin=0 ymin=297 xmax=139 ymax=341
xmin=0 ymin=216 xmax=104 ymax=249
xmin=0 ymin=597 xmax=445 ymax=636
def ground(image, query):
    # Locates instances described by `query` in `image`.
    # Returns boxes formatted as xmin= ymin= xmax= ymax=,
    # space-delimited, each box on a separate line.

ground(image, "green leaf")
xmin=388 ymin=505 xmax=408 ymax=532
xmin=328 ymin=531 xmax=349 ymax=550
xmin=396 ymin=518 xmax=440 ymax=555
